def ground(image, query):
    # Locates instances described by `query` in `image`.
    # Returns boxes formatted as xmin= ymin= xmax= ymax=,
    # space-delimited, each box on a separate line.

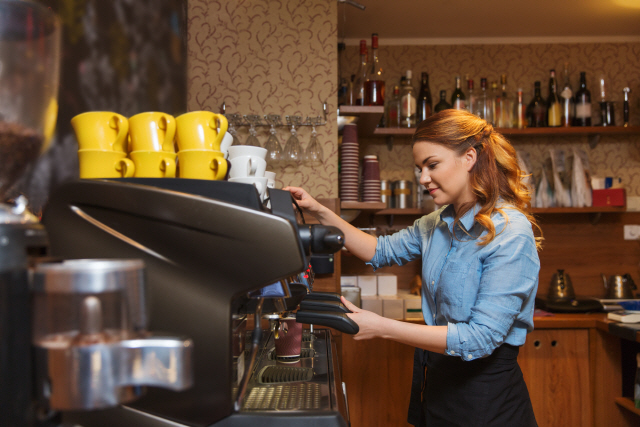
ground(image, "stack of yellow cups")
xmin=128 ymin=112 xmax=177 ymax=178
xmin=175 ymin=111 xmax=229 ymax=180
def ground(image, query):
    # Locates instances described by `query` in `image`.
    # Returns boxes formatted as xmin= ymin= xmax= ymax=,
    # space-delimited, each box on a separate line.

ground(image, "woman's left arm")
xmin=341 ymin=297 xmax=448 ymax=354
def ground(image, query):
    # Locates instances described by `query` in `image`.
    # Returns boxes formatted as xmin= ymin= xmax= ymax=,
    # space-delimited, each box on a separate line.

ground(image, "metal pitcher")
xmin=548 ymin=269 xmax=576 ymax=301
xmin=601 ymin=273 xmax=637 ymax=299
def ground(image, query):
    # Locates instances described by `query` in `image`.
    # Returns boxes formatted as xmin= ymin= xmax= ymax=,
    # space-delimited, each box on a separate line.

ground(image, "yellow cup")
xmin=129 ymin=112 xmax=176 ymax=153
xmin=130 ymin=151 xmax=176 ymax=178
xmin=177 ymin=149 xmax=227 ymax=180
xmin=71 ymin=112 xmax=129 ymax=152
xmin=77 ymin=149 xmax=135 ymax=179
xmin=175 ymin=111 xmax=228 ymax=151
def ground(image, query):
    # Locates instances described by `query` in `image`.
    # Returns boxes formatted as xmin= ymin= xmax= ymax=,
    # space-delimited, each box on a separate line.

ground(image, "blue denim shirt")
xmin=368 ymin=203 xmax=540 ymax=360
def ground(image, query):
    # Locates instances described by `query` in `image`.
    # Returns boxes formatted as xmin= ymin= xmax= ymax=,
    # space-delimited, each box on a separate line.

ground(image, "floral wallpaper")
xmin=187 ymin=0 xmax=339 ymax=197
xmin=343 ymin=42 xmax=640 ymax=197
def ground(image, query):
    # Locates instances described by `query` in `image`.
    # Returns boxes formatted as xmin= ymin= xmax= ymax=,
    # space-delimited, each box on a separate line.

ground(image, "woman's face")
xmin=413 ymin=141 xmax=477 ymax=211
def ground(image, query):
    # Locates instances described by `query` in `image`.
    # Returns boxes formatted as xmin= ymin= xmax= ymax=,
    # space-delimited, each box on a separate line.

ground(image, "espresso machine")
xmin=41 ymin=178 xmax=355 ymax=426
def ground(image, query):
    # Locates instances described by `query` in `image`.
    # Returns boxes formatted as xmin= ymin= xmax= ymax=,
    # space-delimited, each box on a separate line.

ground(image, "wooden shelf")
xmin=615 ymin=397 xmax=640 ymax=417
xmin=340 ymin=201 xmax=386 ymax=211
xmin=531 ymin=206 xmax=626 ymax=213
xmin=375 ymin=208 xmax=428 ymax=215
xmin=371 ymin=125 xmax=640 ymax=139
xmin=338 ymin=106 xmax=384 ymax=137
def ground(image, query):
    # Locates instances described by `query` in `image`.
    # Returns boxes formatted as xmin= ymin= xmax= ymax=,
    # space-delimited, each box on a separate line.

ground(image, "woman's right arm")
xmin=284 ymin=186 xmax=378 ymax=262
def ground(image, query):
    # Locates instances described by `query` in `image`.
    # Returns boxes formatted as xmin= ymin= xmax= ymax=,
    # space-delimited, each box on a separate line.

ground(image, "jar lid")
xmin=363 ymin=155 xmax=378 ymax=160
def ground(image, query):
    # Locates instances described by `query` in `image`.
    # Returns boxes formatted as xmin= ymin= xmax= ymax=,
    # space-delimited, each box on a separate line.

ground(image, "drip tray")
xmin=243 ymin=383 xmax=322 ymax=410
xmin=258 ymin=366 xmax=314 ymax=384
xmin=268 ymin=348 xmax=316 ymax=360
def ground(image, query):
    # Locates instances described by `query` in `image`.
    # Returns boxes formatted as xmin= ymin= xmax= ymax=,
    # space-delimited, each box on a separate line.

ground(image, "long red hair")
xmin=413 ymin=109 xmax=542 ymax=249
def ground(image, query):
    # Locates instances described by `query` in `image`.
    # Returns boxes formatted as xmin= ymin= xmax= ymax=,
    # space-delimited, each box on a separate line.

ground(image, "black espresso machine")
xmin=39 ymin=178 xmax=357 ymax=427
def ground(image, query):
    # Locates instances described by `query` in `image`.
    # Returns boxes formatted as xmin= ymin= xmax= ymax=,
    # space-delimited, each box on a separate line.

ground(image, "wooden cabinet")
xmin=518 ymin=328 xmax=592 ymax=426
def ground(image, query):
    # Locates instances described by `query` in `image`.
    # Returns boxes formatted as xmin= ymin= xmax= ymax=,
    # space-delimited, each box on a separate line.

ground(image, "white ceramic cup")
xmin=228 ymin=145 xmax=267 ymax=161
xmin=220 ymin=132 xmax=233 ymax=159
xmin=229 ymin=176 xmax=269 ymax=201
xmin=264 ymin=171 xmax=276 ymax=188
xmin=229 ymin=155 xmax=267 ymax=179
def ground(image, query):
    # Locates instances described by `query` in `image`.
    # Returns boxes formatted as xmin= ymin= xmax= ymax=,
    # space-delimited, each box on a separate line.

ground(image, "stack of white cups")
xmin=228 ymin=145 xmax=270 ymax=202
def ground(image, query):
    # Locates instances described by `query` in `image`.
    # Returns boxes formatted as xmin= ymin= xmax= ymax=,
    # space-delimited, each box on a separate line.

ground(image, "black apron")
xmin=408 ymin=345 xmax=537 ymax=427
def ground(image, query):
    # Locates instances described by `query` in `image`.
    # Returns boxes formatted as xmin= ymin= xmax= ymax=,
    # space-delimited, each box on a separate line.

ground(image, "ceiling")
xmin=338 ymin=0 xmax=640 ymax=44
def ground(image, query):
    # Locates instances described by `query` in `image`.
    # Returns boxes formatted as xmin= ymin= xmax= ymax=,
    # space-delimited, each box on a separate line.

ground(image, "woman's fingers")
xmin=341 ymin=295 xmax=361 ymax=313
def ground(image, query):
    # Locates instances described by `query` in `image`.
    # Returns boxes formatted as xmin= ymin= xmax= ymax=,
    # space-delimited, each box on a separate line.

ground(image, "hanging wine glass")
xmin=227 ymin=114 xmax=242 ymax=146
xmin=303 ymin=116 xmax=324 ymax=167
xmin=264 ymin=114 xmax=283 ymax=165
xmin=243 ymin=115 xmax=261 ymax=146
xmin=282 ymin=116 xmax=303 ymax=165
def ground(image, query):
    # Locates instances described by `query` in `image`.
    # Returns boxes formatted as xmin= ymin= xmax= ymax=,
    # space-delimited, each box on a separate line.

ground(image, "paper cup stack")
xmin=361 ymin=155 xmax=381 ymax=202
xmin=340 ymin=124 xmax=359 ymax=202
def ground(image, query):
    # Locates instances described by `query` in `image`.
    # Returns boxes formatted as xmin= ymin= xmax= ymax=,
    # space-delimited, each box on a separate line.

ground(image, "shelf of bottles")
xmin=371 ymin=125 xmax=640 ymax=138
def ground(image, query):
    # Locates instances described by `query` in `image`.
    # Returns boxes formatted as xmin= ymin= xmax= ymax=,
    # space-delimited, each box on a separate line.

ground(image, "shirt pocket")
xmin=437 ymin=260 xmax=472 ymax=307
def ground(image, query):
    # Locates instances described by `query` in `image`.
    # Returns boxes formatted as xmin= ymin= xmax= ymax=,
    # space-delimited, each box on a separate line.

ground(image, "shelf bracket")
xmin=386 ymin=136 xmax=394 ymax=151
xmin=588 ymin=134 xmax=600 ymax=149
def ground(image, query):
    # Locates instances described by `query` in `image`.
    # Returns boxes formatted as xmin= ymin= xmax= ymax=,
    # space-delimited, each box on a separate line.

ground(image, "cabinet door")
xmin=518 ymin=328 xmax=591 ymax=427
xmin=341 ymin=336 xmax=415 ymax=427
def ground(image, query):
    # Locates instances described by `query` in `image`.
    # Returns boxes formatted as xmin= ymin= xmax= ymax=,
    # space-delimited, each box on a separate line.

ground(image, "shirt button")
xmin=432 ymin=314 xmax=436 ymax=319
xmin=450 ymin=351 xmax=455 ymax=355
xmin=467 ymin=354 xmax=473 ymax=359
xmin=431 ymin=281 xmax=435 ymax=285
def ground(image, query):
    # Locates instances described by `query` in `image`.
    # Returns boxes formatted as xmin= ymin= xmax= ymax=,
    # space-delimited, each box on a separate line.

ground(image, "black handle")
xmin=295 ymin=310 xmax=359 ymax=334
xmin=304 ymin=291 xmax=342 ymax=302
xmin=299 ymin=299 xmax=350 ymax=313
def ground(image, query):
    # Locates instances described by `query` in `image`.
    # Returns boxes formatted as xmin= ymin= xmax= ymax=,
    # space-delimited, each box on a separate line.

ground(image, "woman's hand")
xmin=341 ymin=296 xmax=386 ymax=340
xmin=283 ymin=186 xmax=324 ymax=216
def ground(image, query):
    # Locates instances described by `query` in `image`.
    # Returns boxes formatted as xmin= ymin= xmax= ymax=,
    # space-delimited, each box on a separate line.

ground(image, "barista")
xmin=285 ymin=109 xmax=542 ymax=426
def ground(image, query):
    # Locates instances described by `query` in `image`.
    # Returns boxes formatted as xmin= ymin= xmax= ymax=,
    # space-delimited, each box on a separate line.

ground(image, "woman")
xmin=285 ymin=109 xmax=542 ymax=427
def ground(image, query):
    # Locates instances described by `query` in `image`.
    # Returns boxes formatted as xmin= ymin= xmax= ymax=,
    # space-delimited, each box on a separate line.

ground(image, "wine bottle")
xmin=547 ymin=69 xmax=562 ymax=127
xmin=364 ymin=33 xmax=385 ymax=106
xmin=467 ymin=79 xmax=477 ymax=115
xmin=417 ymin=72 xmax=432 ymax=123
xmin=400 ymin=70 xmax=417 ymax=128
xmin=490 ymin=81 xmax=499 ymax=125
xmin=513 ymin=88 xmax=527 ymax=129
xmin=527 ymin=81 xmax=547 ymax=127
xmin=496 ymin=74 xmax=513 ymax=128
xmin=478 ymin=78 xmax=494 ymax=124
xmin=560 ymin=63 xmax=574 ymax=127
xmin=451 ymin=76 xmax=466 ymax=110
xmin=385 ymin=85 xmax=401 ymax=127
xmin=434 ymin=90 xmax=452 ymax=112
xmin=574 ymin=71 xmax=591 ymax=126
xmin=353 ymin=40 xmax=368 ymax=106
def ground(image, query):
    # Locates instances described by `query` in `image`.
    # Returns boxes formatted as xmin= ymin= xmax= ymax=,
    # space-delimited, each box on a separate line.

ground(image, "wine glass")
xmin=303 ymin=116 xmax=324 ymax=167
xmin=226 ymin=114 xmax=242 ymax=146
xmin=282 ymin=116 xmax=303 ymax=165
xmin=263 ymin=114 xmax=283 ymax=165
xmin=243 ymin=115 xmax=261 ymax=146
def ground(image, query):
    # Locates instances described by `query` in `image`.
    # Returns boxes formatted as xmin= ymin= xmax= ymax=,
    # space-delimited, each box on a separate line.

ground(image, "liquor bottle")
xmin=477 ymin=78 xmax=493 ymax=123
xmin=574 ymin=72 xmax=592 ymax=126
xmin=400 ymin=70 xmax=417 ymax=128
xmin=560 ymin=62 xmax=574 ymax=127
xmin=513 ymin=88 xmax=527 ymax=129
xmin=490 ymin=81 xmax=499 ymax=124
xmin=385 ymin=85 xmax=401 ymax=127
xmin=547 ymin=69 xmax=562 ymax=127
xmin=495 ymin=74 xmax=513 ymax=128
xmin=434 ymin=90 xmax=452 ymax=112
xmin=338 ymin=42 xmax=348 ymax=106
xmin=417 ymin=72 xmax=432 ymax=123
xmin=527 ymin=81 xmax=547 ymax=127
xmin=451 ymin=76 xmax=466 ymax=110
xmin=352 ymin=40 xmax=368 ymax=106
xmin=364 ymin=33 xmax=385 ymax=106
xmin=467 ymin=79 xmax=478 ymax=115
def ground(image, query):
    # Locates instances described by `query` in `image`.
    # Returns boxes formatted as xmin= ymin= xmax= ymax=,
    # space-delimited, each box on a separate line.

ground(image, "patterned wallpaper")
xmin=343 ymin=42 xmax=640 ymax=197
xmin=187 ymin=0 xmax=339 ymax=197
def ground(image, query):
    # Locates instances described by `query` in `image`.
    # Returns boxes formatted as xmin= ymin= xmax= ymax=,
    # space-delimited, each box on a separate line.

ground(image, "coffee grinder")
xmin=0 ymin=2 xmax=60 ymax=425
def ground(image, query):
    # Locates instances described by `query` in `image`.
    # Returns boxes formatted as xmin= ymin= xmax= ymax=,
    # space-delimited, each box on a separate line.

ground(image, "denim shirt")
xmin=368 ymin=203 xmax=540 ymax=360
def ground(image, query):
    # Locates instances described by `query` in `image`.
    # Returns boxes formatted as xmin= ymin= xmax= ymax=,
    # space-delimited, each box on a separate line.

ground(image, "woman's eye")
xmin=428 ymin=163 xmax=437 ymax=170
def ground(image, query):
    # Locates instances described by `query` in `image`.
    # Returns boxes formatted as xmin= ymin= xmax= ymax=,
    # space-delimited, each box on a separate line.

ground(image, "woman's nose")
xmin=420 ymin=172 xmax=430 ymax=185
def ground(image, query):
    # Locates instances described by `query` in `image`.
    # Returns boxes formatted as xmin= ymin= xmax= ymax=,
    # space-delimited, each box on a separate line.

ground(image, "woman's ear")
xmin=464 ymin=147 xmax=477 ymax=172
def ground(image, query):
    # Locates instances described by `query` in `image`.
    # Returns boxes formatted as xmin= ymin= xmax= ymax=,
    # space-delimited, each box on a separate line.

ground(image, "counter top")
xmin=533 ymin=312 xmax=640 ymax=343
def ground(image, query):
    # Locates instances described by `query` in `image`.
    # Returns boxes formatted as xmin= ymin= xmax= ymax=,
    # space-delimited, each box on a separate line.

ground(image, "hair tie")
xmin=482 ymin=124 xmax=493 ymax=138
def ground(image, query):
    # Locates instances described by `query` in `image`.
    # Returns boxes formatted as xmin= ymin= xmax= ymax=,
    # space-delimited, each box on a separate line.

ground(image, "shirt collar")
xmin=440 ymin=203 xmax=481 ymax=232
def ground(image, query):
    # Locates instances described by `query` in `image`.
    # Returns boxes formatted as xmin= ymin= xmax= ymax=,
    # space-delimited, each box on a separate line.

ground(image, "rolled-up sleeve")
xmin=368 ymin=217 xmax=425 ymax=270
xmin=446 ymin=230 xmax=539 ymax=359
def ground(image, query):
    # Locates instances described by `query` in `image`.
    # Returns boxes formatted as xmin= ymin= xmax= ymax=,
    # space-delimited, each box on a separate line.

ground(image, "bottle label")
xmin=560 ymin=87 xmax=573 ymax=99
xmin=548 ymin=103 xmax=562 ymax=126
xmin=402 ymin=95 xmax=416 ymax=117
xmin=453 ymin=99 xmax=466 ymax=110
xmin=576 ymin=103 xmax=591 ymax=118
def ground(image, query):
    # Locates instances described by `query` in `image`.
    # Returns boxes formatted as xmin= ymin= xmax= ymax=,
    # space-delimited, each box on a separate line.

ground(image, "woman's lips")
xmin=428 ymin=187 xmax=438 ymax=194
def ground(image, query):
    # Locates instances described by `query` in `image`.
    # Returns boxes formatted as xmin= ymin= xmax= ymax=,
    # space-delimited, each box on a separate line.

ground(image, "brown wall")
xmin=187 ymin=0 xmax=339 ymax=197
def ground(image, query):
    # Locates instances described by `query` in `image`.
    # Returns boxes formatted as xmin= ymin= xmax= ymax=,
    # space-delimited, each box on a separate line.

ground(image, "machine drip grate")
xmin=259 ymin=366 xmax=313 ymax=384
xmin=243 ymin=383 xmax=322 ymax=410
xmin=302 ymin=333 xmax=315 ymax=342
